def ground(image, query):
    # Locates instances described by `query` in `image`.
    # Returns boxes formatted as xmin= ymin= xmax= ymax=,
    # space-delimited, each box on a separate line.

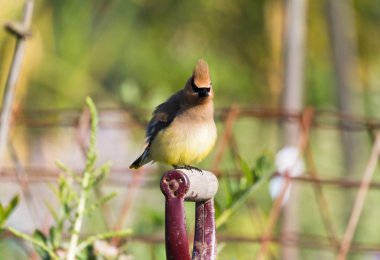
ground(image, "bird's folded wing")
xmin=146 ymin=91 xmax=182 ymax=144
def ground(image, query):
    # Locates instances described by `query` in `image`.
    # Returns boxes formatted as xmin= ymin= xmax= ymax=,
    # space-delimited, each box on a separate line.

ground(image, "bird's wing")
xmin=146 ymin=91 xmax=182 ymax=144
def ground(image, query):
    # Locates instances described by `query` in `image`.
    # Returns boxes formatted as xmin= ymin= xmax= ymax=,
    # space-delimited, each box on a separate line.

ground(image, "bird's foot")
xmin=172 ymin=164 xmax=203 ymax=173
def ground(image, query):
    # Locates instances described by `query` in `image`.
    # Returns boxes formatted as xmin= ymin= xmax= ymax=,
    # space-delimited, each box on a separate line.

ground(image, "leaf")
xmin=239 ymin=157 xmax=253 ymax=186
xmin=89 ymin=172 xmax=106 ymax=188
xmin=0 ymin=215 xmax=5 ymax=228
xmin=85 ymin=192 xmax=117 ymax=216
xmin=93 ymin=161 xmax=112 ymax=178
xmin=55 ymin=160 xmax=72 ymax=174
xmin=49 ymin=226 xmax=61 ymax=249
xmin=33 ymin=230 xmax=48 ymax=246
xmin=85 ymin=97 xmax=98 ymax=171
xmin=0 ymin=195 xmax=19 ymax=226
xmin=8 ymin=196 xmax=19 ymax=211
xmin=0 ymin=203 xmax=4 ymax=217
xmin=98 ymin=192 xmax=117 ymax=205
xmin=63 ymin=203 xmax=71 ymax=216
xmin=254 ymin=154 xmax=275 ymax=178
xmin=3 ymin=196 xmax=19 ymax=218
xmin=223 ymin=177 xmax=234 ymax=208
xmin=56 ymin=161 xmax=82 ymax=183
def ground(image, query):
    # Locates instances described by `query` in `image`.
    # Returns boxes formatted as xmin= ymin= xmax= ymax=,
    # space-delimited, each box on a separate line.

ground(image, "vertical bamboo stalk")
xmin=326 ymin=0 xmax=361 ymax=199
xmin=0 ymin=0 xmax=34 ymax=165
xmin=281 ymin=0 xmax=308 ymax=259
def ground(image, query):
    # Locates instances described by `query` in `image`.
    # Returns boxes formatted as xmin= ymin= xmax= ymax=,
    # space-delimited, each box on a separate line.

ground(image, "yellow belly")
xmin=150 ymin=121 xmax=217 ymax=165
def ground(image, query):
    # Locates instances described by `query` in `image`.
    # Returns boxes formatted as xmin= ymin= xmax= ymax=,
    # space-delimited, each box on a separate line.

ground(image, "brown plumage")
xmin=129 ymin=59 xmax=217 ymax=170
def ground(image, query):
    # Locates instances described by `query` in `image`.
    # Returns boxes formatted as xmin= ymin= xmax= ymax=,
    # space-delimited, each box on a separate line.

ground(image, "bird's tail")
xmin=129 ymin=148 xmax=151 ymax=169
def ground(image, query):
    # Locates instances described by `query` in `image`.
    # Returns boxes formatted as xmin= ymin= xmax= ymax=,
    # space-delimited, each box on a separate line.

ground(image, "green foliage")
xmin=215 ymin=153 xmax=274 ymax=228
xmin=4 ymin=98 xmax=132 ymax=259
xmin=0 ymin=195 xmax=19 ymax=228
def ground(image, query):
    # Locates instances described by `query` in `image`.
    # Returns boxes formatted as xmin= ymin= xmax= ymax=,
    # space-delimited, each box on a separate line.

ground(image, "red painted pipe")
xmin=192 ymin=199 xmax=216 ymax=259
xmin=160 ymin=170 xmax=191 ymax=260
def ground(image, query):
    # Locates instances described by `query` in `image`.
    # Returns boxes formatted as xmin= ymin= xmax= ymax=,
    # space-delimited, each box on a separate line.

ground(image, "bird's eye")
xmin=191 ymin=85 xmax=200 ymax=93
xmin=192 ymin=82 xmax=200 ymax=93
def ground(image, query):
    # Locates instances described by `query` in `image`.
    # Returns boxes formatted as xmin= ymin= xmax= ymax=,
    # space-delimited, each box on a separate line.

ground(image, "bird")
xmin=129 ymin=59 xmax=217 ymax=171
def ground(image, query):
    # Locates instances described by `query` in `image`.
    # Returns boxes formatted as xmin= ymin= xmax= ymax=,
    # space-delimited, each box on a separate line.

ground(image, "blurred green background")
xmin=1 ymin=0 xmax=380 ymax=259
xmin=1 ymin=0 xmax=380 ymax=110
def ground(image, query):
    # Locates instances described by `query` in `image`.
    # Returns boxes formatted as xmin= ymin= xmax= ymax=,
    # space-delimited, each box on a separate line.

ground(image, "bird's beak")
xmin=198 ymin=88 xmax=209 ymax=98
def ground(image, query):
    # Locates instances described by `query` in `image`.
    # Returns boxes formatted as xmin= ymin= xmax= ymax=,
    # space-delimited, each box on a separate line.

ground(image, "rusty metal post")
xmin=192 ymin=199 xmax=216 ymax=259
xmin=160 ymin=169 xmax=218 ymax=260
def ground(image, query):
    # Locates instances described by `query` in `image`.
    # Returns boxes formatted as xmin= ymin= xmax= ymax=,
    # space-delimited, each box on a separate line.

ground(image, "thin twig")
xmin=304 ymin=146 xmax=340 ymax=250
xmin=7 ymin=141 xmax=39 ymax=227
xmin=0 ymin=0 xmax=34 ymax=165
xmin=111 ymin=169 xmax=143 ymax=245
xmin=256 ymin=171 xmax=292 ymax=260
xmin=337 ymin=132 xmax=380 ymax=259
xmin=302 ymin=108 xmax=340 ymax=250
xmin=211 ymin=105 xmax=240 ymax=175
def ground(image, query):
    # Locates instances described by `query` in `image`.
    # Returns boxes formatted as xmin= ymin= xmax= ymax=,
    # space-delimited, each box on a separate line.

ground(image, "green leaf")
xmin=90 ymin=172 xmax=106 ymax=187
xmin=8 ymin=196 xmax=19 ymax=212
xmin=239 ymin=157 xmax=253 ymax=186
xmin=32 ymin=229 xmax=51 ymax=259
xmin=87 ymin=161 xmax=112 ymax=189
xmin=254 ymin=154 xmax=275 ymax=178
xmin=98 ymin=192 xmax=118 ymax=205
xmin=0 ymin=195 xmax=19 ymax=227
xmin=55 ymin=160 xmax=81 ymax=182
xmin=85 ymin=97 xmax=98 ymax=172
xmin=33 ymin=230 xmax=48 ymax=245
xmin=49 ymin=226 xmax=61 ymax=249
xmin=0 ymin=204 xmax=4 ymax=218
xmin=85 ymin=192 xmax=117 ymax=216
xmin=223 ymin=177 xmax=234 ymax=208
xmin=63 ymin=203 xmax=71 ymax=216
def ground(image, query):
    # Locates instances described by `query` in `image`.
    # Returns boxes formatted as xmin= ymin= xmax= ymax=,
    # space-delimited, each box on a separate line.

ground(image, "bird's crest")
xmin=193 ymin=59 xmax=210 ymax=87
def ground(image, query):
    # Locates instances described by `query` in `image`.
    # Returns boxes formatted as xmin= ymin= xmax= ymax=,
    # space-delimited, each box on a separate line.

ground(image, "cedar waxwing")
xmin=129 ymin=59 xmax=217 ymax=171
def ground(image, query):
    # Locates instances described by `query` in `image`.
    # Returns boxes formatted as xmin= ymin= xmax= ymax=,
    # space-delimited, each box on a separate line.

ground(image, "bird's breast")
xmin=150 ymin=118 xmax=217 ymax=165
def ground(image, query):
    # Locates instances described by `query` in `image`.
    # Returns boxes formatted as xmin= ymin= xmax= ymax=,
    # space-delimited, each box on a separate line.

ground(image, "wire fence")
xmin=2 ymin=106 xmax=380 ymax=259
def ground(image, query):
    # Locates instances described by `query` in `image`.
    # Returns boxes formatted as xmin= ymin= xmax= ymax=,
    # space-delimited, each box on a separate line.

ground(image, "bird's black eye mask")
xmin=191 ymin=79 xmax=211 ymax=94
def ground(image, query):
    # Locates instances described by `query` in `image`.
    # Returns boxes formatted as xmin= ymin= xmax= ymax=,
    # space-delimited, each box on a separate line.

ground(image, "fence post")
xmin=160 ymin=169 xmax=218 ymax=260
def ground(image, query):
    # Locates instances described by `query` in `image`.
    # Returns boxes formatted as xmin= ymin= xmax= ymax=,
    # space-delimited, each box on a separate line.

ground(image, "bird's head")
xmin=184 ymin=59 xmax=213 ymax=104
